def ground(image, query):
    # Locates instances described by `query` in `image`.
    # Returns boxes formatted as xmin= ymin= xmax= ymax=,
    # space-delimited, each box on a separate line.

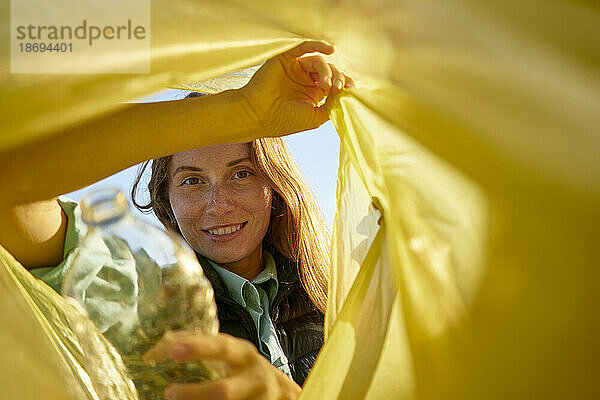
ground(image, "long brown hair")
xmin=132 ymin=138 xmax=330 ymax=313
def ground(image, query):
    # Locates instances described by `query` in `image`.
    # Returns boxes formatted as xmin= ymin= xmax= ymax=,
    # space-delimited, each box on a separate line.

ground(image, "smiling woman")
xmin=134 ymin=138 xmax=330 ymax=309
xmin=168 ymin=144 xmax=274 ymax=279
xmin=131 ymin=136 xmax=332 ymax=386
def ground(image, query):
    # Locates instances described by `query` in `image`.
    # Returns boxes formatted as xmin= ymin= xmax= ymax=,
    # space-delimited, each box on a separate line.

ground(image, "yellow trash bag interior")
xmin=1 ymin=0 xmax=600 ymax=399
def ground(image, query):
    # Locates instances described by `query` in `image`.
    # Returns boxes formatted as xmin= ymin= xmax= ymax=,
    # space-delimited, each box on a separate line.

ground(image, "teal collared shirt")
xmin=209 ymin=252 xmax=292 ymax=379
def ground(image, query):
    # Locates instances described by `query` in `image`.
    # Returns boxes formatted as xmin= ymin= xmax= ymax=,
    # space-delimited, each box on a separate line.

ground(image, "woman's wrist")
xmin=234 ymin=85 xmax=274 ymax=139
xmin=192 ymin=87 xmax=268 ymax=143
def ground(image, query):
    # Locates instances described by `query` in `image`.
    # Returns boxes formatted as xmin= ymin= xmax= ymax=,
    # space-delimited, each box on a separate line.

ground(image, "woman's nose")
xmin=204 ymin=184 xmax=234 ymax=215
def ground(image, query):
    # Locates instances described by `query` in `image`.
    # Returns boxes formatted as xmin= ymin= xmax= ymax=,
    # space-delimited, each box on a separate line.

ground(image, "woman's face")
xmin=168 ymin=143 xmax=272 ymax=267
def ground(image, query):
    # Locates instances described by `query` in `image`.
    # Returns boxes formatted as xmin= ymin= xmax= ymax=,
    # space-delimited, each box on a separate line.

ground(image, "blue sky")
xmin=67 ymin=89 xmax=340 ymax=228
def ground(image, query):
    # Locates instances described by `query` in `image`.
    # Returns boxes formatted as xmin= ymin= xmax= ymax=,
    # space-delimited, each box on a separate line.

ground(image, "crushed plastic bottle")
xmin=62 ymin=188 xmax=223 ymax=399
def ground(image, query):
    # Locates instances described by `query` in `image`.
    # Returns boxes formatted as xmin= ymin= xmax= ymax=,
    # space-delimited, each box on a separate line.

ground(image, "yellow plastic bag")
xmin=0 ymin=245 xmax=138 ymax=399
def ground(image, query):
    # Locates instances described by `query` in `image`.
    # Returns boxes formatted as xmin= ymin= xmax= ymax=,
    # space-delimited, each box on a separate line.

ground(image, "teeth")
xmin=208 ymin=224 xmax=242 ymax=236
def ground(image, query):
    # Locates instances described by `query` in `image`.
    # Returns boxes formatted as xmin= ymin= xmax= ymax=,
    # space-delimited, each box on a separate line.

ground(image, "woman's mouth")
xmin=202 ymin=222 xmax=247 ymax=241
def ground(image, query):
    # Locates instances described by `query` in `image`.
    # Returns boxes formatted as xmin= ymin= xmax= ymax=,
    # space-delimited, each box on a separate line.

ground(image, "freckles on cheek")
xmin=173 ymin=211 xmax=203 ymax=246
xmin=173 ymin=209 xmax=204 ymax=233
xmin=173 ymin=206 xmax=202 ymax=219
xmin=170 ymin=195 xmax=201 ymax=227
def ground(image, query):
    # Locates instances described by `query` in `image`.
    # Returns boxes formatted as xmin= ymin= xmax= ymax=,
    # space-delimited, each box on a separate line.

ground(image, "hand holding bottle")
xmin=144 ymin=331 xmax=301 ymax=400
xmin=62 ymin=189 xmax=223 ymax=399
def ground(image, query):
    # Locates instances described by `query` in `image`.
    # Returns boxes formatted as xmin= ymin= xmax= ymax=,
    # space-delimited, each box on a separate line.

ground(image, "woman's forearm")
xmin=0 ymin=88 xmax=262 ymax=206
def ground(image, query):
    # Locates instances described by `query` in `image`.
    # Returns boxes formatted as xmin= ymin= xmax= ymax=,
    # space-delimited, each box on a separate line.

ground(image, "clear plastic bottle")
xmin=62 ymin=188 xmax=222 ymax=399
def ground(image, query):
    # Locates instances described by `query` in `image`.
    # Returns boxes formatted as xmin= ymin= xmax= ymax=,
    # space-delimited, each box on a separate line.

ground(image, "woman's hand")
xmin=241 ymin=40 xmax=355 ymax=138
xmin=143 ymin=331 xmax=301 ymax=400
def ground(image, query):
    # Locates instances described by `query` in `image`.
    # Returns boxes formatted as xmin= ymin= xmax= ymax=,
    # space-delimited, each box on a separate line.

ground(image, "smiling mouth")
xmin=203 ymin=222 xmax=247 ymax=236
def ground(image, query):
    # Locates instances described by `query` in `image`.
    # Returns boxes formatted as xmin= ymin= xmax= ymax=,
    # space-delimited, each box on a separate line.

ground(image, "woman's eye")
xmin=234 ymin=170 xmax=251 ymax=179
xmin=182 ymin=177 xmax=200 ymax=186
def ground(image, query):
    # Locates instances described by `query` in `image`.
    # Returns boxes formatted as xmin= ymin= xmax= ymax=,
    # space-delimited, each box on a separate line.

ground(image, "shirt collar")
xmin=209 ymin=251 xmax=279 ymax=307
xmin=253 ymin=251 xmax=278 ymax=302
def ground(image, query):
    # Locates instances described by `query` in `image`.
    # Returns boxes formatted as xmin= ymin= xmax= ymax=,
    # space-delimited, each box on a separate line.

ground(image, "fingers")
xmin=312 ymin=58 xmax=333 ymax=91
xmin=281 ymin=40 xmax=356 ymax=95
xmin=297 ymin=55 xmax=356 ymax=94
xmin=272 ymin=366 xmax=302 ymax=399
xmin=303 ymin=85 xmax=327 ymax=106
xmin=163 ymin=358 xmax=300 ymax=400
xmin=328 ymin=63 xmax=357 ymax=90
xmin=164 ymin=374 xmax=271 ymax=400
xmin=143 ymin=331 xmax=257 ymax=370
xmin=345 ymin=75 xmax=357 ymax=89
xmin=285 ymin=40 xmax=334 ymax=58
xmin=286 ymin=58 xmax=315 ymax=87
xmin=142 ymin=330 xmax=179 ymax=364
xmin=142 ymin=332 xmax=301 ymax=400
xmin=173 ymin=332 xmax=256 ymax=368
xmin=297 ymin=55 xmax=332 ymax=91
xmin=281 ymin=40 xmax=335 ymax=90
xmin=328 ymin=63 xmax=346 ymax=94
